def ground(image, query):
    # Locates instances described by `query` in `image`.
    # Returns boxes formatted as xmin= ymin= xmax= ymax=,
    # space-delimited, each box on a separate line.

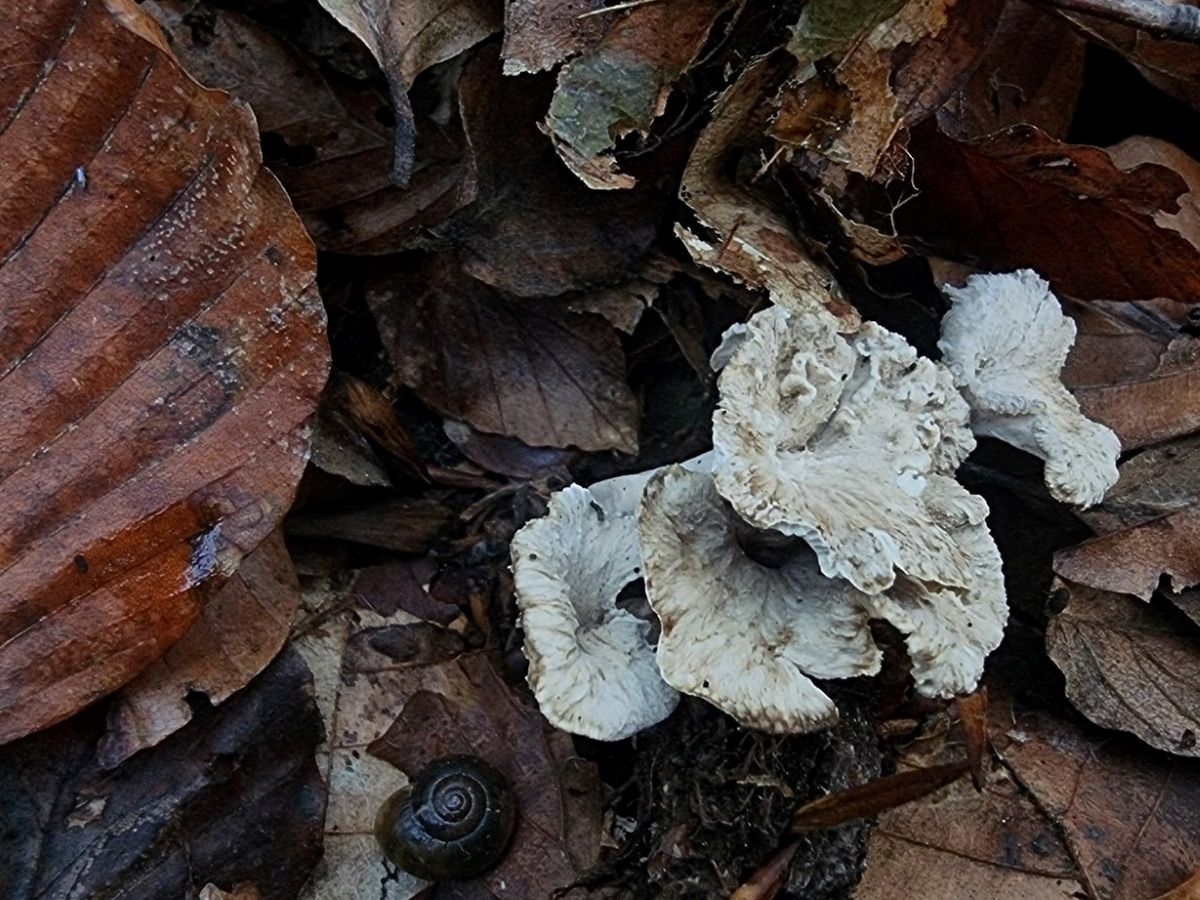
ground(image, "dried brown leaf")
xmin=286 ymin=497 xmax=456 ymax=552
xmin=1154 ymin=869 xmax=1200 ymax=900
xmin=98 ymin=530 xmax=302 ymax=768
xmin=501 ymin=0 xmax=608 ymax=75
xmin=1062 ymin=293 xmax=1200 ymax=451
xmin=1047 ymin=581 xmax=1200 ymax=756
xmin=368 ymin=255 xmax=639 ymax=453
xmin=146 ymin=1 xmax=478 ymax=255
xmin=0 ymin=0 xmax=328 ymax=744
xmin=1000 ymin=706 xmax=1200 ymax=899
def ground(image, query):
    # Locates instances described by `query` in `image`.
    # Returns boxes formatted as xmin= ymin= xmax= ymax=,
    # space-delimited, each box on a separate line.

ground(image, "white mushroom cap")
xmin=863 ymin=475 xmax=1008 ymax=698
xmin=638 ymin=466 xmax=881 ymax=734
xmin=512 ymin=483 xmax=679 ymax=741
xmin=938 ymin=269 xmax=1120 ymax=508
xmin=712 ymin=305 xmax=979 ymax=596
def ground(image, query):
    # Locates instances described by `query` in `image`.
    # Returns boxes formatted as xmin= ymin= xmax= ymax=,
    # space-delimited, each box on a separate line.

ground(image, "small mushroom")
xmin=510 ymin=455 xmax=711 ymax=740
xmin=938 ymin=269 xmax=1120 ymax=508
xmin=712 ymin=305 xmax=979 ymax=596
xmin=638 ymin=466 xmax=881 ymax=733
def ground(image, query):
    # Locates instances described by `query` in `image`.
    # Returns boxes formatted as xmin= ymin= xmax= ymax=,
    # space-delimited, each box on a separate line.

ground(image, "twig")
xmin=1033 ymin=0 xmax=1200 ymax=42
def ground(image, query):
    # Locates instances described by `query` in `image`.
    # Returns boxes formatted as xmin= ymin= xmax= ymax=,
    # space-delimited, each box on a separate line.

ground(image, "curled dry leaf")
xmin=368 ymin=255 xmax=639 ymax=453
xmin=676 ymin=56 xmax=855 ymax=322
xmin=0 ymin=0 xmax=329 ymax=744
xmin=545 ymin=0 xmax=722 ymax=189
xmin=98 ymin=529 xmax=302 ymax=768
xmin=316 ymin=0 xmax=500 ymax=183
xmin=789 ymin=761 xmax=970 ymax=833
xmin=898 ymin=122 xmax=1200 ymax=302
xmin=0 ymin=649 xmax=326 ymax=900
xmin=776 ymin=0 xmax=1002 ymax=177
xmin=1047 ymin=581 xmax=1200 ymax=757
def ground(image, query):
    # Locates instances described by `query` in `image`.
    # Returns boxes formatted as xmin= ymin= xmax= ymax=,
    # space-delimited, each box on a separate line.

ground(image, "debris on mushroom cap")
xmin=938 ymin=269 xmax=1121 ymax=508
xmin=863 ymin=475 xmax=1008 ymax=698
xmin=637 ymin=466 xmax=881 ymax=734
xmin=711 ymin=305 xmax=979 ymax=596
xmin=512 ymin=483 xmax=679 ymax=741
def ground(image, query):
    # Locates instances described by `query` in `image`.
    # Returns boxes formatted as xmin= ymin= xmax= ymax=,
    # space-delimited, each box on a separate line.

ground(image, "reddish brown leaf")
xmin=98 ymin=529 xmax=302 ymax=767
xmin=789 ymin=761 xmax=969 ymax=833
xmin=0 ymin=0 xmax=328 ymax=744
xmin=1047 ymin=581 xmax=1200 ymax=756
xmin=898 ymin=122 xmax=1200 ymax=302
xmin=368 ymin=255 xmax=639 ymax=453
xmin=1153 ymin=869 xmax=1200 ymax=900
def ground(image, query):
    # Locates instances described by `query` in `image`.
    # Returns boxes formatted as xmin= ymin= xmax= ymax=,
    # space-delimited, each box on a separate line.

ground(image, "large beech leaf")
xmin=0 ymin=648 xmax=326 ymax=900
xmin=368 ymin=255 xmax=638 ymax=453
xmin=0 ymin=0 xmax=329 ymax=743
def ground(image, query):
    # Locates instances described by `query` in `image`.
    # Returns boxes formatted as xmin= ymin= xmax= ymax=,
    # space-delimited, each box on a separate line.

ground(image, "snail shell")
xmin=374 ymin=755 xmax=516 ymax=881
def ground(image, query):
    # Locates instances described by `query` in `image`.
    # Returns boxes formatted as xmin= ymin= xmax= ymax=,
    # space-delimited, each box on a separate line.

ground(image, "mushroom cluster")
xmin=510 ymin=270 xmax=1120 ymax=740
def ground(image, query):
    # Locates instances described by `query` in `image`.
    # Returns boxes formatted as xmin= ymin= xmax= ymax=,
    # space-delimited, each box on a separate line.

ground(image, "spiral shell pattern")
xmin=375 ymin=755 xmax=516 ymax=881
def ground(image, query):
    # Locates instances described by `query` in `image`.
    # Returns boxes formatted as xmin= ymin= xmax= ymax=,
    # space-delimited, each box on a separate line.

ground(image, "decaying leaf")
xmin=0 ymin=0 xmax=329 ymax=744
xmin=98 ymin=529 xmax=302 ymax=768
xmin=789 ymin=761 xmax=969 ymax=833
xmin=897 ymin=123 xmax=1200 ymax=302
xmin=789 ymin=0 xmax=907 ymax=61
xmin=1001 ymin=706 xmax=1200 ymax=900
xmin=287 ymin=497 xmax=456 ymax=552
xmin=0 ymin=649 xmax=325 ymax=900
xmin=451 ymin=48 xmax=664 ymax=297
xmin=545 ymin=0 xmax=722 ymax=189
xmin=316 ymin=0 xmax=500 ymax=183
xmin=368 ymin=255 xmax=639 ymax=453
xmin=1047 ymin=582 xmax=1200 ymax=757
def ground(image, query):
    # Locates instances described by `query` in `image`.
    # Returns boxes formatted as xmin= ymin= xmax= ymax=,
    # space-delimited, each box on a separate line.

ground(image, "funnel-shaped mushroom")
xmin=939 ymin=269 xmax=1120 ymax=508
xmin=712 ymin=305 xmax=978 ymax=595
xmin=512 ymin=483 xmax=678 ymax=741
xmin=638 ymin=466 xmax=881 ymax=733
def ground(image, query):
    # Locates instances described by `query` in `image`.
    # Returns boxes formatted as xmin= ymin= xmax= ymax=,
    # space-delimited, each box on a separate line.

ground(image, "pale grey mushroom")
xmin=939 ymin=269 xmax=1120 ymax=508
xmin=638 ymin=466 xmax=881 ymax=733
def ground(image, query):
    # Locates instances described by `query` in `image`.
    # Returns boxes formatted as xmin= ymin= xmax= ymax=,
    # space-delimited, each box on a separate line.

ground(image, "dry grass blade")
xmin=790 ymin=761 xmax=970 ymax=833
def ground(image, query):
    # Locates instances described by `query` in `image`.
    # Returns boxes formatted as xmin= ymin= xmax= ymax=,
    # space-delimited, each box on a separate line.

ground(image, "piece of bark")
xmin=0 ymin=0 xmax=328 ymax=744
